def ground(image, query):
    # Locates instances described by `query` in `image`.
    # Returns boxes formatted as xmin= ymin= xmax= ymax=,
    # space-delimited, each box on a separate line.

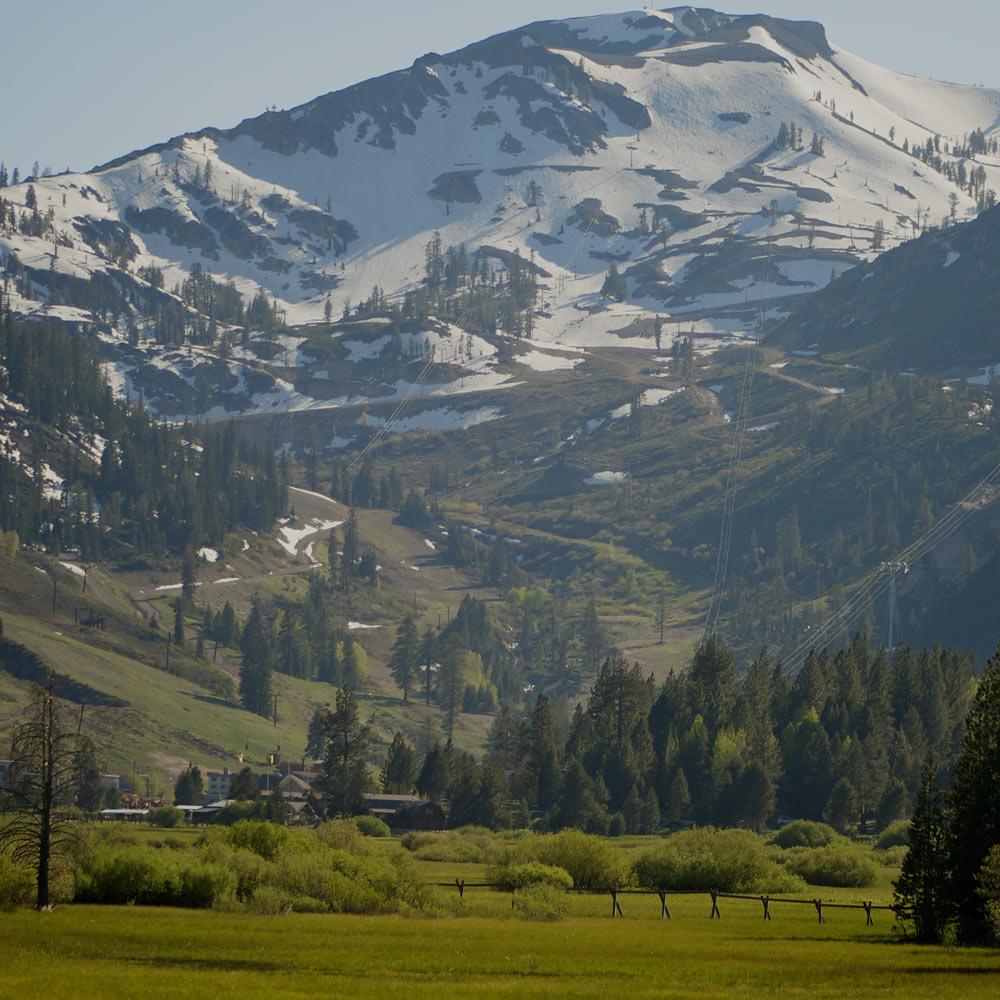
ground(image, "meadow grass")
xmin=1 ymin=902 xmax=998 ymax=1000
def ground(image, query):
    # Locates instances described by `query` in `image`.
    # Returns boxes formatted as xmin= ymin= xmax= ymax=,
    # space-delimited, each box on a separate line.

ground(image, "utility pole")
xmin=52 ymin=579 xmax=58 ymax=613
xmin=273 ymin=693 xmax=279 ymax=728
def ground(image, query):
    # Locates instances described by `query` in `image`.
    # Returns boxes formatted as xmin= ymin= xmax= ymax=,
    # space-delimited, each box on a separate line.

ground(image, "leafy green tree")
xmin=231 ymin=767 xmax=259 ymax=801
xmin=174 ymin=766 xmax=204 ymax=805
xmin=824 ymin=777 xmax=860 ymax=835
xmin=74 ymin=736 xmax=105 ymax=814
xmin=307 ymin=705 xmax=332 ymax=760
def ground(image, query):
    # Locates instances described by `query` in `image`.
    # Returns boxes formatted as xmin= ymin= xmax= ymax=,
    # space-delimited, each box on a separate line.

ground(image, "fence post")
xmin=864 ymin=901 xmax=874 ymax=927
xmin=710 ymin=890 xmax=721 ymax=920
xmin=658 ymin=891 xmax=671 ymax=919
xmin=761 ymin=895 xmax=771 ymax=921
xmin=611 ymin=890 xmax=623 ymax=918
xmin=814 ymin=899 xmax=824 ymax=924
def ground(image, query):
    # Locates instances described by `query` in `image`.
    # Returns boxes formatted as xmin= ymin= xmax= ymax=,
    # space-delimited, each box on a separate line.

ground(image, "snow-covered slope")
xmin=4 ymin=6 xmax=1000 ymax=419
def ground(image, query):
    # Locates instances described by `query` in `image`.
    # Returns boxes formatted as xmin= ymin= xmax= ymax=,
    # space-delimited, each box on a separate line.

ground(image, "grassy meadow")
xmin=2 ymin=822 xmax=999 ymax=999
xmin=2 ymin=900 xmax=999 ymax=1000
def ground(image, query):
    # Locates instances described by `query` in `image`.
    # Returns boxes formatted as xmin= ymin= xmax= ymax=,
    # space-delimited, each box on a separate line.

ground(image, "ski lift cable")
xmin=782 ymin=455 xmax=1000 ymax=672
xmin=702 ymin=235 xmax=774 ymax=639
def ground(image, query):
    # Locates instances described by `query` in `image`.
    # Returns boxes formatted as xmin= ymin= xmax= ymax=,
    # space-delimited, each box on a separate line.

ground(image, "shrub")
xmin=782 ymin=845 xmax=877 ymax=888
xmin=515 ymin=883 xmax=569 ymax=921
xmin=634 ymin=828 xmax=804 ymax=894
xmin=245 ymin=884 xmax=291 ymax=916
xmin=197 ymin=839 xmax=267 ymax=901
xmin=876 ymin=820 xmax=911 ymax=851
xmin=149 ymin=806 xmax=184 ymax=829
xmin=355 ymin=815 xmax=391 ymax=838
xmin=771 ymin=820 xmax=839 ymax=850
xmin=74 ymin=845 xmax=235 ymax=908
xmin=265 ymin=847 xmax=429 ymax=915
xmin=509 ymin=830 xmax=631 ymax=889
xmin=0 ymin=856 xmax=34 ymax=912
xmin=878 ymin=845 xmax=908 ymax=868
xmin=316 ymin=819 xmax=368 ymax=854
xmin=413 ymin=840 xmax=484 ymax=864
xmin=977 ymin=845 xmax=1000 ymax=943
xmin=488 ymin=862 xmax=574 ymax=892
xmin=226 ymin=821 xmax=290 ymax=861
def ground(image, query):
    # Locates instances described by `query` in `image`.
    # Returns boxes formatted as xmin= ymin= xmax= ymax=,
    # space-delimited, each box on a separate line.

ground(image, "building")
xmin=363 ymin=794 xmax=446 ymax=831
xmin=205 ymin=768 xmax=233 ymax=802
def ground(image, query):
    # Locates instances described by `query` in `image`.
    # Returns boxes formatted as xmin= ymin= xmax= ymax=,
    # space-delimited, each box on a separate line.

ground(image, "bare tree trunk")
xmin=37 ymin=689 xmax=54 ymax=910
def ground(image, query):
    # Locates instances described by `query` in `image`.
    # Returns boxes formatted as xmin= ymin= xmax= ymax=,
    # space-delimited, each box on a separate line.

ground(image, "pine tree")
xmin=666 ymin=767 xmax=691 ymax=822
xmin=416 ymin=743 xmax=451 ymax=802
xmin=688 ymin=635 xmax=736 ymax=732
xmin=947 ymin=649 xmax=1000 ymax=942
xmin=389 ymin=616 xmax=420 ymax=703
xmin=553 ymin=759 xmax=607 ymax=833
xmin=381 ymin=732 xmax=418 ymax=793
xmin=239 ymin=599 xmax=274 ymax=717
xmin=318 ymin=687 xmax=371 ymax=818
xmin=894 ymin=760 xmax=949 ymax=942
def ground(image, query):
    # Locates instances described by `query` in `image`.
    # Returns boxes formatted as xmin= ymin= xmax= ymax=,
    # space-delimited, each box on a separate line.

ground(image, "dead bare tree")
xmin=0 ymin=673 xmax=81 ymax=909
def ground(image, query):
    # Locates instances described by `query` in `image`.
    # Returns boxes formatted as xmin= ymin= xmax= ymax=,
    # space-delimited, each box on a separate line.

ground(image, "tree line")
xmin=0 ymin=305 xmax=287 ymax=558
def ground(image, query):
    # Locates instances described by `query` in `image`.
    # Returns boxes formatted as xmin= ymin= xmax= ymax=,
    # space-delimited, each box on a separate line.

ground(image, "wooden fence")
xmin=434 ymin=881 xmax=896 ymax=925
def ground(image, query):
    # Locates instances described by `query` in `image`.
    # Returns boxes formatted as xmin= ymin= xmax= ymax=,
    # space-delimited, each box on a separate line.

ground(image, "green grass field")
xmin=2 ymin=902 xmax=998 ymax=1000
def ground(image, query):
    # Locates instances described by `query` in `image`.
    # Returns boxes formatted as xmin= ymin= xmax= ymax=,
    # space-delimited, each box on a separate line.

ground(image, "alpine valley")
xmin=2 ymin=6 xmax=1000 ymax=778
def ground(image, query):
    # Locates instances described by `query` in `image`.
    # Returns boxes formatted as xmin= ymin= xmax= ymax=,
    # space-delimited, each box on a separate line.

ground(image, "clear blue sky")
xmin=7 ymin=1 xmax=999 ymax=175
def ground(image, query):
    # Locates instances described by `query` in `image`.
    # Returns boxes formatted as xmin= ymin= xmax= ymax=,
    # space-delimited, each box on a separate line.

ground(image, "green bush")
xmin=771 ymin=820 xmax=839 ymax=850
xmin=149 ymin=806 xmax=184 ymax=829
xmin=634 ymin=828 xmax=804 ymax=894
xmin=197 ymin=839 xmax=267 ymax=901
xmin=413 ymin=839 xmax=484 ymax=864
xmin=508 ymin=830 xmax=631 ymax=890
xmin=245 ymin=883 xmax=291 ymax=916
xmin=488 ymin=862 xmax=574 ymax=892
xmin=875 ymin=820 xmax=911 ymax=851
xmin=354 ymin=815 xmax=391 ymax=838
xmin=0 ymin=856 xmax=34 ymax=912
xmin=226 ymin=820 xmax=289 ymax=861
xmin=265 ymin=846 xmax=429 ymax=915
xmin=316 ymin=819 xmax=368 ymax=854
xmin=74 ymin=845 xmax=235 ymax=908
xmin=977 ymin=845 xmax=1000 ymax=943
xmin=877 ymin=845 xmax=908 ymax=868
xmin=781 ymin=845 xmax=877 ymax=888
xmin=515 ymin=883 xmax=569 ymax=921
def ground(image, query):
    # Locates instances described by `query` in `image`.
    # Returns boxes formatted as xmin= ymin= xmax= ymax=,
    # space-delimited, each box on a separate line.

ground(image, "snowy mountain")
xmin=4 ymin=6 xmax=1000 ymax=420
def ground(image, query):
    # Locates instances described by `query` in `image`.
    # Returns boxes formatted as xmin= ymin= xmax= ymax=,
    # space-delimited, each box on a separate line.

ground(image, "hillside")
xmin=0 ymin=487 xmax=501 ymax=789
xmin=770 ymin=202 xmax=1000 ymax=372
